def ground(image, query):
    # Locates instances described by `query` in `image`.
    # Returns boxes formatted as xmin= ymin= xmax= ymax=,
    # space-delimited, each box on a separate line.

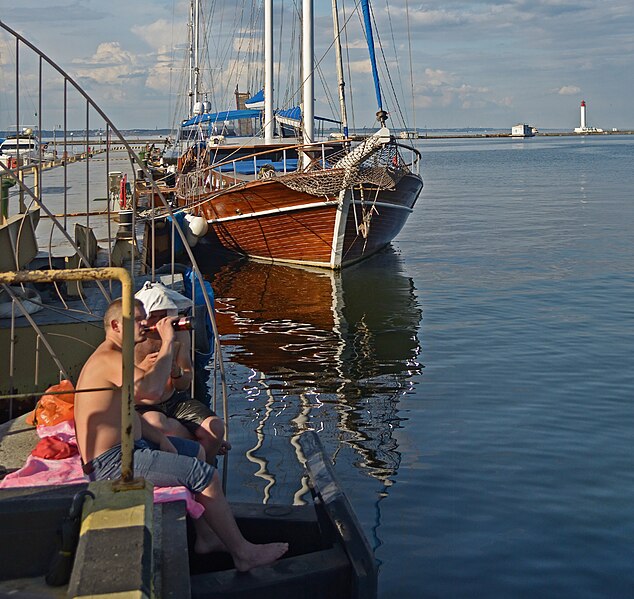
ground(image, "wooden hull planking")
xmin=182 ymin=172 xmax=423 ymax=268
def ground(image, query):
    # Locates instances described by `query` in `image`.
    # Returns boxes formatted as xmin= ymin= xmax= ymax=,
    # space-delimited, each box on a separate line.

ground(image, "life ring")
xmin=0 ymin=286 xmax=43 ymax=319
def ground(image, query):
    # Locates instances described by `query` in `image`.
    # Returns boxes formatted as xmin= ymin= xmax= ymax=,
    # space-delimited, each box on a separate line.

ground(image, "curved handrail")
xmin=0 ymin=21 xmax=230 ymax=453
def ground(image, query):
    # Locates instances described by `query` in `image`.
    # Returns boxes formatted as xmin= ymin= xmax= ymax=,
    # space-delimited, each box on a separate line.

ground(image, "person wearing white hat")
xmin=134 ymin=282 xmax=230 ymax=463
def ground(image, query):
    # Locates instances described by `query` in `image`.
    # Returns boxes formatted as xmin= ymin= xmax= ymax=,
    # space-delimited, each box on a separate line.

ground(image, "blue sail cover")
xmin=182 ymin=109 xmax=261 ymax=127
xmin=183 ymin=106 xmax=341 ymax=128
xmin=360 ymin=0 xmax=383 ymax=110
xmin=244 ymin=89 xmax=265 ymax=108
xmin=277 ymin=106 xmax=341 ymax=125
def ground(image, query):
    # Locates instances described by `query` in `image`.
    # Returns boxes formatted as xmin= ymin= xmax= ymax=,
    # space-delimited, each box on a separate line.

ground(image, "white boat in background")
xmin=0 ymin=130 xmax=42 ymax=167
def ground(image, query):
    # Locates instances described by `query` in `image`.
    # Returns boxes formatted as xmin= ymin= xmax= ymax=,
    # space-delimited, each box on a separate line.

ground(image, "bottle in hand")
xmin=143 ymin=316 xmax=193 ymax=333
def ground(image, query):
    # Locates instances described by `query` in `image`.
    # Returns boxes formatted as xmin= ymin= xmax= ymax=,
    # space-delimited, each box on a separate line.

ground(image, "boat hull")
xmin=183 ymin=172 xmax=422 ymax=269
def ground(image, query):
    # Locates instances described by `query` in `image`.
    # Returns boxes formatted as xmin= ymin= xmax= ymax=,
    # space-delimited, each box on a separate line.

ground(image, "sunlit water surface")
xmin=199 ymin=135 xmax=634 ymax=598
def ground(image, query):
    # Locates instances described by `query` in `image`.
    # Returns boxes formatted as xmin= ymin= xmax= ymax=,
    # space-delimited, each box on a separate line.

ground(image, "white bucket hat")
xmin=135 ymin=282 xmax=191 ymax=316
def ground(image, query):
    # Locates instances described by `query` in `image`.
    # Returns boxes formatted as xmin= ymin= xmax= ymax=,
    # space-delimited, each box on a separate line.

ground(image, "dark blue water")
xmin=206 ymin=135 xmax=634 ymax=598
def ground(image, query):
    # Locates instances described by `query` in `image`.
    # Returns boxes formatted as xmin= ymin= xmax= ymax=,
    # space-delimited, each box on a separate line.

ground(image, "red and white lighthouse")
xmin=580 ymin=100 xmax=587 ymax=130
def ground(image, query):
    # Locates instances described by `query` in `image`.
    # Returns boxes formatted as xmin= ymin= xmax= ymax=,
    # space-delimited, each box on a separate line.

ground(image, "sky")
xmin=1 ymin=0 xmax=633 ymax=132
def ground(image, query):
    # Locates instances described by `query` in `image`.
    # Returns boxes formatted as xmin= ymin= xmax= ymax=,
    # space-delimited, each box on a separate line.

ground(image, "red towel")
xmin=31 ymin=436 xmax=79 ymax=460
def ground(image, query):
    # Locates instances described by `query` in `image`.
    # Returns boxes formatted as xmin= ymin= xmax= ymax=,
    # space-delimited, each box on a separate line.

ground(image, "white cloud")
xmin=349 ymin=60 xmax=374 ymax=74
xmin=557 ymin=85 xmax=581 ymax=95
xmin=69 ymin=42 xmax=150 ymax=106
xmin=131 ymin=20 xmax=174 ymax=52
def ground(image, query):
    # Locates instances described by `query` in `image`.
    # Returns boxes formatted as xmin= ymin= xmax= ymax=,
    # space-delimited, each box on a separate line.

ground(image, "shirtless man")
xmin=74 ymin=298 xmax=287 ymax=570
xmin=134 ymin=307 xmax=229 ymax=463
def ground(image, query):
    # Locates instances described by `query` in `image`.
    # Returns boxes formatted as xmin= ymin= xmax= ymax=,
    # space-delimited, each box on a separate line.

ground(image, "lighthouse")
xmin=580 ymin=100 xmax=587 ymax=129
xmin=574 ymin=99 xmax=603 ymax=133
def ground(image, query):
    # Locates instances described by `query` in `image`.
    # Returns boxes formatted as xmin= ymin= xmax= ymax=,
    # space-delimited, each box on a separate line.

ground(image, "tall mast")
xmin=360 ymin=0 xmax=387 ymax=126
xmin=302 ymin=0 xmax=315 ymax=147
xmin=193 ymin=0 xmax=201 ymax=110
xmin=405 ymin=0 xmax=416 ymax=133
xmin=264 ymin=0 xmax=274 ymax=143
xmin=188 ymin=0 xmax=195 ymax=117
xmin=331 ymin=0 xmax=348 ymax=138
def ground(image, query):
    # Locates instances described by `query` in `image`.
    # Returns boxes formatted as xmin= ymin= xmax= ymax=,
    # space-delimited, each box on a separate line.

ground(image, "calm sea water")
xmin=200 ymin=135 xmax=634 ymax=598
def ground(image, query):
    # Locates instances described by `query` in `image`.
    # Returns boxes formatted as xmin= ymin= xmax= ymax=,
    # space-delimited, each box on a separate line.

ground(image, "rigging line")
xmin=276 ymin=0 xmax=285 ymax=107
xmin=315 ymin=62 xmax=339 ymax=123
xmin=222 ymin=0 xmax=248 ymax=106
xmin=225 ymin=0 xmax=259 ymax=110
xmin=405 ymin=0 xmax=416 ymax=133
xmin=242 ymin=0 xmax=262 ymax=104
xmin=341 ymin=0 xmax=356 ymax=131
xmin=383 ymin=0 xmax=409 ymax=125
xmin=283 ymin=0 xmax=363 ymax=118
xmin=370 ymin=4 xmax=407 ymax=128
xmin=168 ymin=0 xmax=177 ymax=127
xmin=279 ymin=3 xmax=299 ymax=107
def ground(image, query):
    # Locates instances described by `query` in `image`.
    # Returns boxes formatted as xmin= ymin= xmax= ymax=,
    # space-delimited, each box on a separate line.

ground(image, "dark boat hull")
xmin=182 ymin=172 xmax=422 ymax=269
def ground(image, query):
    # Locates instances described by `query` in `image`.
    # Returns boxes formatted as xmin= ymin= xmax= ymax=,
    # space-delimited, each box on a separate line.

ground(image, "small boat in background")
xmin=0 ymin=129 xmax=43 ymax=167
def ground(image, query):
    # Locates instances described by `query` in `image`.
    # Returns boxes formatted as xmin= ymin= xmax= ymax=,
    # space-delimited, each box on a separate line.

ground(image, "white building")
xmin=511 ymin=124 xmax=535 ymax=138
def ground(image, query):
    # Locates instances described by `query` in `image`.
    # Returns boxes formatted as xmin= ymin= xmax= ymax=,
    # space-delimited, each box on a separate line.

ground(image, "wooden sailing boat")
xmin=174 ymin=0 xmax=423 ymax=269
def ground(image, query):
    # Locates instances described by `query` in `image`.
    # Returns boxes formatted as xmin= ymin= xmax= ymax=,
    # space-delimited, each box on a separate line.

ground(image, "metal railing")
xmin=0 ymin=267 xmax=137 ymax=484
xmin=0 ymin=21 xmax=230 ymax=466
xmin=175 ymin=137 xmax=422 ymax=201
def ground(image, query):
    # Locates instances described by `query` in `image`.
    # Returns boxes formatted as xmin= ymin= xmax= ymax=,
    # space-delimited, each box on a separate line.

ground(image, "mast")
xmin=360 ymin=0 xmax=387 ymax=126
xmin=193 ymin=0 xmax=201 ymax=110
xmin=187 ymin=0 xmax=195 ymax=118
xmin=264 ymin=0 xmax=274 ymax=143
xmin=331 ymin=0 xmax=349 ymax=138
xmin=405 ymin=0 xmax=416 ymax=134
xmin=302 ymin=0 xmax=314 ymax=146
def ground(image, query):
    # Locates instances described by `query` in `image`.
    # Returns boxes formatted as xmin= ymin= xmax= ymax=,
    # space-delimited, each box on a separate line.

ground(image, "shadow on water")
xmin=197 ymin=244 xmax=423 ymax=502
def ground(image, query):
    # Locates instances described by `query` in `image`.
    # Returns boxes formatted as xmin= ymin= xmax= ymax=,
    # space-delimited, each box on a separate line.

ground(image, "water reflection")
xmin=202 ymin=247 xmax=422 ymax=501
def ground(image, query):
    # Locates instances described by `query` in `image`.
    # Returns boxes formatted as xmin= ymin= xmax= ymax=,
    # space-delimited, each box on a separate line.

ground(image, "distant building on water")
xmin=511 ymin=124 xmax=535 ymax=138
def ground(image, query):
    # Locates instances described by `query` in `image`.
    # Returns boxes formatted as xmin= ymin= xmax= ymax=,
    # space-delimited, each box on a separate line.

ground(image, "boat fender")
xmin=184 ymin=214 xmax=209 ymax=247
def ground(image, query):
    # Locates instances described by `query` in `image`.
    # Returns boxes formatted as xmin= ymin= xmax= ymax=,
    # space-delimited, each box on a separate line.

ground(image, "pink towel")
xmin=0 ymin=422 xmax=203 ymax=518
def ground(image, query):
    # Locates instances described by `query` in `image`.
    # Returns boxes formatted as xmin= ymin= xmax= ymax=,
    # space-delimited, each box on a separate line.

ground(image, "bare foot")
xmin=233 ymin=542 xmax=289 ymax=572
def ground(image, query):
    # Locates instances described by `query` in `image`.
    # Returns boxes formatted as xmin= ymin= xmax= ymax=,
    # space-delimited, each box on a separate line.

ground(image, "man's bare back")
xmin=75 ymin=301 xmax=177 ymax=463
xmin=75 ymin=339 xmax=142 ymax=462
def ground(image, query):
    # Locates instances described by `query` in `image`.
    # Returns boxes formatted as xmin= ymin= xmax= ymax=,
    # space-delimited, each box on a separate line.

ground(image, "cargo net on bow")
xmin=275 ymin=141 xmax=409 ymax=197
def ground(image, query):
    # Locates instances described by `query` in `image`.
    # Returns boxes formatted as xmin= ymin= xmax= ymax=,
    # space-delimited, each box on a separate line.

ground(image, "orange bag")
xmin=26 ymin=380 xmax=75 ymax=426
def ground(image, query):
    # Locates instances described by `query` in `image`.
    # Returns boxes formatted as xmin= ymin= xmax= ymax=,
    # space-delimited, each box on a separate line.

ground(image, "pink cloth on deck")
xmin=0 ymin=421 xmax=204 ymax=518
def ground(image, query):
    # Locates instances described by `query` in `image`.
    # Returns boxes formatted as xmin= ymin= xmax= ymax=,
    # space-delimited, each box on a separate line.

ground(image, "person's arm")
xmin=170 ymin=336 xmax=193 ymax=392
xmin=134 ymin=317 xmax=177 ymax=402
xmin=139 ymin=416 xmax=177 ymax=453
